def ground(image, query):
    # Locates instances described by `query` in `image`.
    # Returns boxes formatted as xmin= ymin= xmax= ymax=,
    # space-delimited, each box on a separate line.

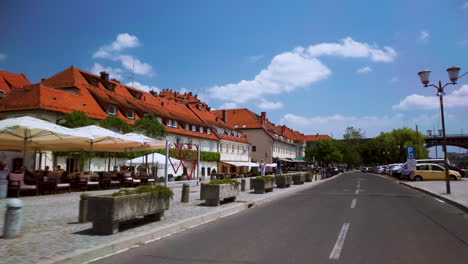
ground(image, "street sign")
xmin=406 ymin=147 xmax=416 ymax=160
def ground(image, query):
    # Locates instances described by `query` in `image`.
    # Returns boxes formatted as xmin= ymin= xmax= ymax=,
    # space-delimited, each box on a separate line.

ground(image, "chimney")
xmin=260 ymin=112 xmax=266 ymax=124
xmin=222 ymin=109 xmax=228 ymax=123
xmin=100 ymin=71 xmax=109 ymax=81
xmin=40 ymin=78 xmax=46 ymax=83
xmin=282 ymin=125 xmax=286 ymax=134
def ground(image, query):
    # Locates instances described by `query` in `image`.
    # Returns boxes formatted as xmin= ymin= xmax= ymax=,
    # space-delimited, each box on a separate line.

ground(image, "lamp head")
xmin=446 ymin=66 xmax=461 ymax=83
xmin=418 ymin=70 xmax=431 ymax=86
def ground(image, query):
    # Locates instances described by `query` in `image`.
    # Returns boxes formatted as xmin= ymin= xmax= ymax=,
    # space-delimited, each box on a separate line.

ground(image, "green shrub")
xmin=112 ymin=185 xmax=174 ymax=199
xmin=208 ymin=179 xmax=240 ymax=187
xmin=256 ymin=176 xmax=275 ymax=181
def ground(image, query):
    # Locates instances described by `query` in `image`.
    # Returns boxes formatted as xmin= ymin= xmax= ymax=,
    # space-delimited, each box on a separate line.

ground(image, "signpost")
xmin=406 ymin=146 xmax=416 ymax=171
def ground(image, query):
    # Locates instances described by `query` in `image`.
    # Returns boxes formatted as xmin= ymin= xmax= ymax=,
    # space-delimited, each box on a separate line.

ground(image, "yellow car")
xmin=410 ymin=163 xmax=461 ymax=181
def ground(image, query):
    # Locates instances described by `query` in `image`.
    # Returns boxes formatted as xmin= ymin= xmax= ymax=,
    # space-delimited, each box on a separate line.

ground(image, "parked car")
xmin=410 ymin=163 xmax=461 ymax=181
xmin=449 ymin=164 xmax=465 ymax=177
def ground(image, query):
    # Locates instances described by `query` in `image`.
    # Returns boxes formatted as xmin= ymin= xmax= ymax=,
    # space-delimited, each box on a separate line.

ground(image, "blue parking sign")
xmin=406 ymin=147 xmax=416 ymax=160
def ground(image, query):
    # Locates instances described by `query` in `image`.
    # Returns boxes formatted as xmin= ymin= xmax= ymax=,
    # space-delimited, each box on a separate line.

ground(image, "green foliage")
xmin=200 ymin=151 xmax=221 ymax=161
xmin=99 ymin=115 xmax=133 ymax=134
xmin=255 ymin=176 xmax=275 ymax=181
xmin=112 ymin=185 xmax=174 ymax=199
xmin=134 ymin=113 xmax=167 ymax=139
xmin=61 ymin=110 xmax=95 ymax=128
xmin=305 ymin=139 xmax=343 ymax=166
xmin=208 ymin=179 xmax=240 ymax=187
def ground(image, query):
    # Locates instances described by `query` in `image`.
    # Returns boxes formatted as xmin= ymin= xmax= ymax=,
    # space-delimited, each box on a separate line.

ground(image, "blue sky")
xmin=1 ymin=0 xmax=467 ymax=143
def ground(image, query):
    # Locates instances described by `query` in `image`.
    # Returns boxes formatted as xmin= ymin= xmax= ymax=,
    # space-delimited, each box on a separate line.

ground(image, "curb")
xmin=48 ymin=174 xmax=340 ymax=264
xmin=399 ymin=182 xmax=468 ymax=213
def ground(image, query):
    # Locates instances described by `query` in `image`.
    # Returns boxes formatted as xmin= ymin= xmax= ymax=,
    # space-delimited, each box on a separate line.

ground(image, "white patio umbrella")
xmin=0 ymin=116 xmax=93 ymax=166
xmin=123 ymin=133 xmax=166 ymax=151
xmin=125 ymin=152 xmax=176 ymax=165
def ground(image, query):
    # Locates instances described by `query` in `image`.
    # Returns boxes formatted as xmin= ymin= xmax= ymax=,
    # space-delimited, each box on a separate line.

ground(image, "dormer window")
xmin=234 ymin=125 xmax=238 ymax=128
xmin=207 ymin=128 xmax=211 ymax=135
xmin=107 ymin=105 xmax=117 ymax=115
xmin=134 ymin=93 xmax=142 ymax=100
xmin=90 ymin=79 xmax=99 ymax=87
xmin=127 ymin=110 xmax=135 ymax=120
xmin=167 ymin=120 xmax=172 ymax=127
xmin=185 ymin=124 xmax=190 ymax=130
xmin=199 ymin=127 xmax=204 ymax=133
xmin=107 ymin=83 xmax=115 ymax=92
xmin=192 ymin=125 xmax=196 ymax=132
xmin=173 ymin=120 xmax=178 ymax=128
xmin=242 ymin=124 xmax=246 ymax=128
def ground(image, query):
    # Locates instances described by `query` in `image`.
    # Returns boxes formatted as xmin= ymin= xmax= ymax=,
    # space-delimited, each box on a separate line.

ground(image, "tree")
xmin=342 ymin=127 xmax=364 ymax=168
xmin=61 ymin=110 xmax=95 ymax=128
xmin=305 ymin=140 xmax=343 ymax=166
xmin=134 ymin=113 xmax=167 ymax=139
xmin=99 ymin=115 xmax=133 ymax=134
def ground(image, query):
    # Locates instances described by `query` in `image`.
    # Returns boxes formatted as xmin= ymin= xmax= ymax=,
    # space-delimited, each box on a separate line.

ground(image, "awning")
xmin=223 ymin=161 xmax=259 ymax=167
xmin=279 ymin=158 xmax=305 ymax=163
xmin=266 ymin=163 xmax=277 ymax=167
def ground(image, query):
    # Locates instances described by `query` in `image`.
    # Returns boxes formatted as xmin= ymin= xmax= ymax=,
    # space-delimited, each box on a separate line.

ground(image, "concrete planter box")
xmin=252 ymin=178 xmax=275 ymax=194
xmin=304 ymin=173 xmax=313 ymax=182
xmin=87 ymin=193 xmax=170 ymax=235
xmin=204 ymin=183 xmax=239 ymax=206
xmin=200 ymin=183 xmax=207 ymax=200
xmin=292 ymin=174 xmax=305 ymax=185
xmin=275 ymin=175 xmax=292 ymax=188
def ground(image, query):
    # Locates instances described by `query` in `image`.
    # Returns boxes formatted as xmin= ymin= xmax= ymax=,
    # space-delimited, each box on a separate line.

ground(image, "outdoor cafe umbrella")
xmin=0 ymin=116 xmax=93 ymax=165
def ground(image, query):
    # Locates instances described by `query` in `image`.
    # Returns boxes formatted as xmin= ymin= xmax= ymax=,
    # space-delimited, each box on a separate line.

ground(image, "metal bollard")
xmin=181 ymin=183 xmax=190 ymax=203
xmin=241 ymin=179 xmax=246 ymax=192
xmin=4 ymin=198 xmax=23 ymax=238
xmin=78 ymin=193 xmax=90 ymax=223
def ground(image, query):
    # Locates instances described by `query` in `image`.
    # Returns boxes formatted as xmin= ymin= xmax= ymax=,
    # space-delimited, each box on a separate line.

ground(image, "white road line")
xmin=355 ymin=189 xmax=359 ymax=195
xmin=350 ymin=198 xmax=357 ymax=209
xmin=329 ymin=222 xmax=351 ymax=260
xmin=434 ymin=198 xmax=446 ymax=203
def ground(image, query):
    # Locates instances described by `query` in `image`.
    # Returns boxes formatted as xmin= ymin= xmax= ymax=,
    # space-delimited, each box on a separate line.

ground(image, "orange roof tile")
xmin=0 ymin=70 xmax=32 ymax=93
xmin=304 ymin=135 xmax=333 ymax=141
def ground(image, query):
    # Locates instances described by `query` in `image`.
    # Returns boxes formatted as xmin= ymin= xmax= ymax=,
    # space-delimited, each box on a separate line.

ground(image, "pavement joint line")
xmin=48 ymin=173 xmax=343 ymax=264
xmin=329 ymin=222 xmax=350 ymax=260
xmin=350 ymin=198 xmax=357 ymax=209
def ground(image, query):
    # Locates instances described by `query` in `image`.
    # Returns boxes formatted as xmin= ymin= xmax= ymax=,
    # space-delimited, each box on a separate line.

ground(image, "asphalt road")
xmin=93 ymin=172 xmax=468 ymax=264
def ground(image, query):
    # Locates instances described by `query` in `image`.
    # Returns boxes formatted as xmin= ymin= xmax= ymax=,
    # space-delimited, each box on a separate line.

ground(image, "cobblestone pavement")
xmin=0 ymin=174 xmax=327 ymax=264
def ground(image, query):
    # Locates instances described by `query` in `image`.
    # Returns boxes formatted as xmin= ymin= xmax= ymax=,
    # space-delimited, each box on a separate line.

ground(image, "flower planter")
xmin=252 ymin=178 xmax=275 ymax=194
xmin=292 ymin=174 xmax=305 ymax=185
xmin=275 ymin=175 xmax=292 ymax=188
xmin=304 ymin=173 xmax=313 ymax=182
xmin=87 ymin=192 xmax=170 ymax=235
xmin=204 ymin=183 xmax=239 ymax=206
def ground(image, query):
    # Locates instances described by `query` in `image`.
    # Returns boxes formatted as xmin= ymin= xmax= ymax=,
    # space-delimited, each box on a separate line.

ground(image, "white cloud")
xmin=247 ymin=55 xmax=264 ymax=63
xmin=93 ymin=33 xmax=140 ymax=58
xmin=179 ymin=88 xmax=189 ymax=94
xmin=258 ymin=99 xmax=283 ymax=110
xmin=0 ymin=53 xmax=6 ymax=61
xmin=393 ymin=84 xmax=468 ymax=110
xmin=207 ymin=37 xmax=396 ymax=104
xmin=218 ymin=102 xmax=238 ymax=109
xmin=420 ymin=31 xmax=429 ymax=41
xmin=92 ymin=33 xmax=153 ymax=77
xmin=307 ymin=37 xmax=397 ymax=62
xmin=126 ymin=81 xmax=160 ymax=93
xmin=463 ymin=2 xmax=468 ymax=8
xmin=357 ymin=66 xmax=372 ymax=74
xmin=118 ymin=55 xmax=153 ymax=76
xmin=390 ymin=76 xmax=399 ymax=83
xmin=91 ymin=63 xmax=123 ymax=80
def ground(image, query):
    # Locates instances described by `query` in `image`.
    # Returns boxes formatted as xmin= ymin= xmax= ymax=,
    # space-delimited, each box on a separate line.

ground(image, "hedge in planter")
xmin=275 ymin=175 xmax=292 ymax=188
xmin=86 ymin=185 xmax=174 ymax=235
xmin=204 ymin=179 xmax=240 ymax=206
xmin=292 ymin=174 xmax=305 ymax=185
xmin=304 ymin=173 xmax=313 ymax=182
xmin=252 ymin=176 xmax=275 ymax=194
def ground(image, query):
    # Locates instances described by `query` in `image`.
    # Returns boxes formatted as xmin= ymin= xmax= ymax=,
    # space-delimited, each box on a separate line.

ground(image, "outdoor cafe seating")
xmin=7 ymin=172 xmax=38 ymax=197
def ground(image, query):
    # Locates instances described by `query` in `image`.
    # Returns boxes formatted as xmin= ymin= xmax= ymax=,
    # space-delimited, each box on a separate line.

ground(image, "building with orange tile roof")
xmin=275 ymin=125 xmax=307 ymax=159
xmin=0 ymin=70 xmax=31 ymax=94
xmin=212 ymin=109 xmax=297 ymax=163
xmin=304 ymin=134 xmax=333 ymax=148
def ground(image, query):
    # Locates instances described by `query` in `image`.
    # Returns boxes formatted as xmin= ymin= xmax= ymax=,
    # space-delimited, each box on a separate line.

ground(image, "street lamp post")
xmin=417 ymin=66 xmax=467 ymax=194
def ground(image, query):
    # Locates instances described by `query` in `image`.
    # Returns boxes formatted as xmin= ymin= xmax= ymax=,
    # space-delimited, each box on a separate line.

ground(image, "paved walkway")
xmin=402 ymin=178 xmax=468 ymax=210
xmin=0 ymin=174 xmax=330 ymax=264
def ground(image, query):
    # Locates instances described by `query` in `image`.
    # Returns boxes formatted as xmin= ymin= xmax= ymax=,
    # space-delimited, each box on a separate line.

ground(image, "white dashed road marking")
xmin=329 ymin=222 xmax=351 ymax=260
xmin=350 ymin=198 xmax=357 ymax=209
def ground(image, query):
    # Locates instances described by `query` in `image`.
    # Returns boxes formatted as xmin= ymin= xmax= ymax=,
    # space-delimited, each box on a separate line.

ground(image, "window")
xmin=173 ymin=120 xmax=178 ymax=128
xmin=207 ymin=128 xmax=211 ymax=134
xmin=107 ymin=105 xmax=117 ymax=115
xmin=192 ymin=125 xmax=196 ymax=132
xmin=235 ymin=125 xmax=238 ymax=128
xmin=157 ymin=117 xmax=162 ymax=124
xmin=417 ymin=165 xmax=430 ymax=171
xmin=199 ymin=127 xmax=204 ymax=133
xmin=252 ymin=146 xmax=256 ymax=152
xmin=90 ymin=79 xmax=99 ymax=87
xmin=220 ymin=143 xmax=223 ymax=152
xmin=167 ymin=120 xmax=172 ymax=127
xmin=232 ymin=145 xmax=234 ymax=153
xmin=201 ymin=167 xmax=205 ymax=176
xmin=237 ymin=146 xmax=240 ymax=153
xmin=185 ymin=124 xmax=190 ymax=130
xmin=242 ymin=124 xmax=246 ymax=128
xmin=242 ymin=146 xmax=246 ymax=154
xmin=127 ymin=110 xmax=135 ymax=120
xmin=176 ymin=138 xmax=181 ymax=144
xmin=431 ymin=165 xmax=444 ymax=171
xmin=188 ymin=138 xmax=193 ymax=144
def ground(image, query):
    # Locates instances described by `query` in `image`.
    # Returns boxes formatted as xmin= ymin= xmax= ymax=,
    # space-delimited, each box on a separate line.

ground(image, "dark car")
xmin=449 ymin=164 xmax=465 ymax=177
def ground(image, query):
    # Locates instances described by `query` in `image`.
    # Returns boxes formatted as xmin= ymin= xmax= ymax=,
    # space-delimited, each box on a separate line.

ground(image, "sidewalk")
xmin=0 ymin=173 xmax=337 ymax=264
xmin=400 ymin=178 xmax=468 ymax=212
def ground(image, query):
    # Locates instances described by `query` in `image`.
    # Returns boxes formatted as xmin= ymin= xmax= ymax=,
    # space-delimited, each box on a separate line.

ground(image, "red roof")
xmin=304 ymin=135 xmax=333 ymax=141
xmin=0 ymin=70 xmax=32 ymax=93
